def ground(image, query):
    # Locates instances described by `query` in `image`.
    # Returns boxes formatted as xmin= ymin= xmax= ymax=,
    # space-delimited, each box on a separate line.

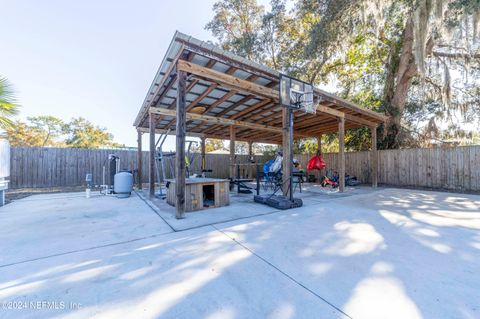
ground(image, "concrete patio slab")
xmin=140 ymin=184 xmax=381 ymax=231
xmin=0 ymin=192 xmax=173 ymax=266
xmin=0 ymin=188 xmax=478 ymax=319
xmin=215 ymin=188 xmax=480 ymax=319
xmin=0 ymin=226 xmax=347 ymax=319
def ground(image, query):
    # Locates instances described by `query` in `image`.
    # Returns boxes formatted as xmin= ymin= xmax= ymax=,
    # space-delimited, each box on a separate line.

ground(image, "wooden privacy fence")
xmin=297 ymin=145 xmax=480 ymax=192
xmin=10 ymin=147 xmax=147 ymax=189
xmin=8 ymin=147 xmax=272 ymax=189
xmin=8 ymin=146 xmax=480 ymax=192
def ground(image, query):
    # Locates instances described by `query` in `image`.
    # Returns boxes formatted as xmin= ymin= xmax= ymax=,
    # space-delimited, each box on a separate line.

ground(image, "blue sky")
xmin=0 ymin=0 xmax=272 ymax=150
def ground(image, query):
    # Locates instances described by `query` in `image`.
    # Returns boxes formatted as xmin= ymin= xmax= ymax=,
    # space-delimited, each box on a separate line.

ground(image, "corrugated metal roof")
xmin=134 ymin=31 xmax=388 ymax=144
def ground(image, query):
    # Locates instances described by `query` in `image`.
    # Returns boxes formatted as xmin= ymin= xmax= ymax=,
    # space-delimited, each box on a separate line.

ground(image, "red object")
xmin=307 ymin=155 xmax=326 ymax=170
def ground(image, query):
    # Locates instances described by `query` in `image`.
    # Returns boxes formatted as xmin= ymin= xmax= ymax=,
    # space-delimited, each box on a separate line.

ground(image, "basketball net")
xmin=290 ymin=90 xmax=316 ymax=114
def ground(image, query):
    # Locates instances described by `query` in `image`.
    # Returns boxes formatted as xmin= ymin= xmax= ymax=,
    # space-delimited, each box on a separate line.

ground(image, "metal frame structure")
xmin=134 ymin=31 xmax=388 ymax=219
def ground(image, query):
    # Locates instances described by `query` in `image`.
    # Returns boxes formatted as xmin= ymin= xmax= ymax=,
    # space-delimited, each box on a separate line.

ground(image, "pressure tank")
xmin=114 ymin=170 xmax=133 ymax=198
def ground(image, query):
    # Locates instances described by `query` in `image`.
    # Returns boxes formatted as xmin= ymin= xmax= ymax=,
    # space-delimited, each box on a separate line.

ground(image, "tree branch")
xmin=432 ymin=51 xmax=480 ymax=59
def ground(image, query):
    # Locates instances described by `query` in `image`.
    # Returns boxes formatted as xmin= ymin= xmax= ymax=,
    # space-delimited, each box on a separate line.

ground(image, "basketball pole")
xmin=288 ymin=106 xmax=294 ymax=202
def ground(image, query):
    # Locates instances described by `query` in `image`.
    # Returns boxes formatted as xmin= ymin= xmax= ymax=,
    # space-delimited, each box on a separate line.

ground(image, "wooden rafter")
xmin=179 ymin=65 xmax=239 ymax=133
xmin=162 ymin=83 xmax=219 ymax=129
xmin=316 ymin=89 xmax=388 ymax=123
xmin=196 ymin=79 xmax=277 ymax=133
xmin=202 ymin=96 xmax=263 ymax=134
xmin=137 ymin=45 xmax=389 ymax=140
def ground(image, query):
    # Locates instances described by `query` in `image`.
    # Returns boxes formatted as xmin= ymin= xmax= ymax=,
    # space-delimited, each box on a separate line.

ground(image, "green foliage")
xmin=5 ymin=120 xmax=47 ymax=147
xmin=205 ymin=0 xmax=265 ymax=61
xmin=64 ymin=117 xmax=119 ymax=148
xmin=206 ymin=0 xmax=480 ymax=150
xmin=6 ymin=116 xmax=121 ymax=148
xmin=0 ymin=77 xmax=20 ymax=129
xmin=205 ymin=139 xmax=226 ymax=152
xmin=28 ymin=116 xmax=66 ymax=146
xmin=293 ymin=138 xmax=318 ymax=154
xmin=253 ymin=143 xmax=279 ymax=156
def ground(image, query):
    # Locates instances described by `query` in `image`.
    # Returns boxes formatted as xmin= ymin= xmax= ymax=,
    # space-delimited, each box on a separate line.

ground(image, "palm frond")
xmin=0 ymin=76 xmax=20 ymax=129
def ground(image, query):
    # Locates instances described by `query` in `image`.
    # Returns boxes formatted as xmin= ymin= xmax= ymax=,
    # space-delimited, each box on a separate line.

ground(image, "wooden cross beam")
xmin=316 ymin=90 xmax=388 ymax=122
xmin=344 ymin=113 xmax=378 ymax=127
xmin=149 ymin=107 xmax=283 ymax=134
xmin=206 ymin=132 xmax=281 ymax=144
xmin=177 ymin=60 xmax=279 ymax=100
xmin=316 ymin=104 xmax=344 ymax=118
xmin=188 ymin=71 xmax=258 ymax=132
xmin=203 ymin=99 xmax=273 ymax=134
xmin=137 ymin=126 xmax=205 ymax=137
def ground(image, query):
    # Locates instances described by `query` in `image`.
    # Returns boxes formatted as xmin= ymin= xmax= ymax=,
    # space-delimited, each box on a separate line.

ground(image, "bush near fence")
xmin=8 ymin=146 xmax=480 ymax=192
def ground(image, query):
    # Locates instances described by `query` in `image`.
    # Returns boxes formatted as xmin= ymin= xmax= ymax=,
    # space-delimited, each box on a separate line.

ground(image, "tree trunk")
xmin=381 ymin=18 xmax=418 ymax=149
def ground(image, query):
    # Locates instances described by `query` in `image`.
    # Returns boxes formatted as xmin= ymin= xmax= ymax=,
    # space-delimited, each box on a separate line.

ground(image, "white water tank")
xmin=114 ymin=171 xmax=133 ymax=198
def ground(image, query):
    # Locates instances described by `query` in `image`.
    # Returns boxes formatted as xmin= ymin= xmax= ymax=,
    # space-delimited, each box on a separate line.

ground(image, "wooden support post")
xmin=137 ymin=130 xmax=143 ymax=190
xmin=338 ymin=117 xmax=345 ymax=192
xmin=248 ymin=141 xmax=253 ymax=178
xmin=317 ymin=135 xmax=322 ymax=154
xmin=230 ymin=126 xmax=236 ymax=179
xmin=371 ymin=125 xmax=378 ymax=188
xmin=200 ymin=137 xmax=206 ymax=172
xmin=282 ymin=107 xmax=292 ymax=197
xmin=316 ymin=134 xmax=323 ymax=183
xmin=175 ymin=70 xmax=187 ymax=219
xmin=149 ymin=114 xmax=156 ymax=197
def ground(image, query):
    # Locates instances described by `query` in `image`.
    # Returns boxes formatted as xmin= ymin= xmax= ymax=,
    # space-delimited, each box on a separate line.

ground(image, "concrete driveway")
xmin=0 ymin=188 xmax=478 ymax=319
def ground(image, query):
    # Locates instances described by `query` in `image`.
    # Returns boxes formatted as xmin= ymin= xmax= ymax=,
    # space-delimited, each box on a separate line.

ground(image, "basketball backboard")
xmin=279 ymin=74 xmax=316 ymax=114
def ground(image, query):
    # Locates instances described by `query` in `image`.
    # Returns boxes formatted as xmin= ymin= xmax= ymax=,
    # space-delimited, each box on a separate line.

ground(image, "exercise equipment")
xmin=230 ymin=164 xmax=256 ymax=194
xmin=254 ymin=151 xmax=303 ymax=209
xmin=155 ymin=129 xmax=199 ymax=198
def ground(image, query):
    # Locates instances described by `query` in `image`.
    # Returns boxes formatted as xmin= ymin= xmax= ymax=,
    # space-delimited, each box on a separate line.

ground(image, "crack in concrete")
xmin=212 ymin=224 xmax=354 ymax=319
xmin=0 ymin=230 xmax=173 ymax=269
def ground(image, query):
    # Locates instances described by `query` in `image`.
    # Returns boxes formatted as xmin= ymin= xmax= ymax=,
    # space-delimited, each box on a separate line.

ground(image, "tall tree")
xmin=5 ymin=120 xmax=46 ymax=147
xmin=206 ymin=0 xmax=265 ymax=61
xmin=6 ymin=116 xmax=121 ymax=148
xmin=64 ymin=117 xmax=118 ymax=148
xmin=0 ymin=77 xmax=20 ymax=130
xmin=207 ymin=0 xmax=480 ymax=150
xmin=28 ymin=116 xmax=66 ymax=146
xmin=301 ymin=0 xmax=480 ymax=148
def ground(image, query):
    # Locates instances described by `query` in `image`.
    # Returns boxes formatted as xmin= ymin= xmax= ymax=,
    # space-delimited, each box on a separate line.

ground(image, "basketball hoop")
xmin=290 ymin=88 xmax=305 ymax=109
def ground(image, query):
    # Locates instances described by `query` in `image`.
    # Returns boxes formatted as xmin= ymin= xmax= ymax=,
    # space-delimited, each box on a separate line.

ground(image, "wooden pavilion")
xmin=134 ymin=31 xmax=388 ymax=219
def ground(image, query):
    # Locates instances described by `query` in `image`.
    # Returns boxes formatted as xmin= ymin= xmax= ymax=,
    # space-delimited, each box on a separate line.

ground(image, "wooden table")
xmin=166 ymin=178 xmax=230 ymax=212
